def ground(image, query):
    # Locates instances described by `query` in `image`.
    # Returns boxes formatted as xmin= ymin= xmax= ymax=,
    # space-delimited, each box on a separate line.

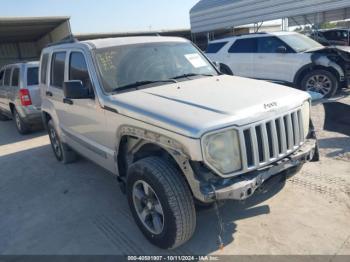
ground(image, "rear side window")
xmin=11 ymin=68 xmax=19 ymax=87
xmin=69 ymin=52 xmax=92 ymax=89
xmin=51 ymin=52 xmax=66 ymax=88
xmin=40 ymin=53 xmax=49 ymax=84
xmin=205 ymin=42 xmax=228 ymax=53
xmin=27 ymin=67 xmax=39 ymax=86
xmin=4 ymin=68 xmax=12 ymax=86
xmin=228 ymin=38 xmax=257 ymax=53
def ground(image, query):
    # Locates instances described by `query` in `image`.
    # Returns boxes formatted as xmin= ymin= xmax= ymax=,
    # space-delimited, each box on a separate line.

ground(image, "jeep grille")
xmin=238 ymin=109 xmax=305 ymax=172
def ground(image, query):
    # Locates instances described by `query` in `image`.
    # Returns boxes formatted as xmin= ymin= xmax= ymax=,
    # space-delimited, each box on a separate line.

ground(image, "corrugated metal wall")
xmin=289 ymin=7 xmax=350 ymax=26
xmin=0 ymin=19 xmax=71 ymax=68
xmin=190 ymin=0 xmax=350 ymax=33
xmin=0 ymin=42 xmax=38 ymax=68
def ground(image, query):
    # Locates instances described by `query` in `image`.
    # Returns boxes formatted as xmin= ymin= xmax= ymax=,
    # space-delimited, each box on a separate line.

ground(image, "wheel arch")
xmin=293 ymin=63 xmax=340 ymax=89
xmin=115 ymin=126 xmax=200 ymax=198
xmin=41 ymin=110 xmax=52 ymax=130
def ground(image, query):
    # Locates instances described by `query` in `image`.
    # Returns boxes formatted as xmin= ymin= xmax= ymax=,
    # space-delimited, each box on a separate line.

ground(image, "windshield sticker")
xmin=184 ymin=53 xmax=207 ymax=68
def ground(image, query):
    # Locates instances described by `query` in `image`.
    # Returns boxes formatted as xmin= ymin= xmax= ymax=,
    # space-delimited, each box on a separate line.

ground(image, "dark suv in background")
xmin=310 ymin=29 xmax=350 ymax=46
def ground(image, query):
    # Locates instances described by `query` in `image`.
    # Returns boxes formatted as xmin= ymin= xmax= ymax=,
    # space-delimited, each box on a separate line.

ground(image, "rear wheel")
xmin=13 ymin=108 xmax=30 ymax=135
xmin=127 ymin=157 xmax=196 ymax=249
xmin=47 ymin=120 xmax=77 ymax=164
xmin=301 ymin=70 xmax=338 ymax=98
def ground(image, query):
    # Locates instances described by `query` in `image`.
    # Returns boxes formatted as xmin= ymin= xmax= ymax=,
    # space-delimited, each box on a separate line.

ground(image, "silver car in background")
xmin=0 ymin=62 xmax=42 ymax=134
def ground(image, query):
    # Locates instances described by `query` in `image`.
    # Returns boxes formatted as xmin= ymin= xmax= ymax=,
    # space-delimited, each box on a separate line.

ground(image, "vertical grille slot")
xmin=284 ymin=115 xmax=294 ymax=150
xmin=255 ymin=126 xmax=264 ymax=163
xmin=266 ymin=122 xmax=274 ymax=158
xmin=243 ymin=129 xmax=254 ymax=167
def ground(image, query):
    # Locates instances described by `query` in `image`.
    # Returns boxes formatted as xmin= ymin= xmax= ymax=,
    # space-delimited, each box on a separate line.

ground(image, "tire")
xmin=301 ymin=69 xmax=338 ymax=98
xmin=47 ymin=120 xmax=77 ymax=164
xmin=126 ymin=157 xmax=196 ymax=249
xmin=13 ymin=108 xmax=30 ymax=134
xmin=219 ymin=64 xmax=233 ymax=75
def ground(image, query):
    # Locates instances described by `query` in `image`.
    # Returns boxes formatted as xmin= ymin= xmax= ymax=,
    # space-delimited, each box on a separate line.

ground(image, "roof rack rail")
xmin=213 ymin=32 xmax=268 ymax=41
xmin=46 ymin=35 xmax=78 ymax=47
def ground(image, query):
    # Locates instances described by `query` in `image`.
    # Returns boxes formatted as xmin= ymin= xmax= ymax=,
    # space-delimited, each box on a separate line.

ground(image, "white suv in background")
xmin=206 ymin=32 xmax=350 ymax=98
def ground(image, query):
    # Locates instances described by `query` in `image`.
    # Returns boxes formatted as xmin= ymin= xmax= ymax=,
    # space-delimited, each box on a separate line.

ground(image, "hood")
xmin=107 ymin=75 xmax=310 ymax=138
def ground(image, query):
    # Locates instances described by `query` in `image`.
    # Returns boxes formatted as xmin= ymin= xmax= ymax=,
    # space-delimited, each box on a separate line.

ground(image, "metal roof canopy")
xmin=190 ymin=0 xmax=350 ymax=33
xmin=0 ymin=16 xmax=70 ymax=43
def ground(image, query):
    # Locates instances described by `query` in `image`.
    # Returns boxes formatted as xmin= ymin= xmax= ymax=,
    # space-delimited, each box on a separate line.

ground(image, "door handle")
xmin=46 ymin=91 xmax=53 ymax=97
xmin=63 ymin=98 xmax=73 ymax=105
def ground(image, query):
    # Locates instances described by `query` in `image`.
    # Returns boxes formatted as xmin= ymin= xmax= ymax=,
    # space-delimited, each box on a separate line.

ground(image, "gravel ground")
xmin=0 ymin=92 xmax=349 ymax=255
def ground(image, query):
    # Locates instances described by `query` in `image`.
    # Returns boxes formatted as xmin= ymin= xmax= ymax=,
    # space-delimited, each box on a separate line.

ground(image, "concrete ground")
xmin=0 ymin=94 xmax=349 ymax=255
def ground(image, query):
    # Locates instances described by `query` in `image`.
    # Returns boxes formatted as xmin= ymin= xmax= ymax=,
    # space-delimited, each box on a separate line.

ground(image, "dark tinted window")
xmin=257 ymin=36 xmax=291 ymax=53
xmin=323 ymin=30 xmax=348 ymax=41
xmin=11 ymin=68 xmax=19 ymax=86
xmin=206 ymin=42 xmax=228 ymax=53
xmin=4 ymin=68 xmax=12 ymax=86
xmin=41 ymin=53 xmax=49 ymax=84
xmin=228 ymin=38 xmax=257 ymax=53
xmin=69 ymin=52 xmax=92 ymax=89
xmin=51 ymin=52 xmax=66 ymax=88
xmin=27 ymin=67 xmax=39 ymax=86
xmin=0 ymin=70 xmax=4 ymax=86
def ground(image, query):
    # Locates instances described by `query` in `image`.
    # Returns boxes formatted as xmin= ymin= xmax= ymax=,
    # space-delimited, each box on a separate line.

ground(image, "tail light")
xmin=19 ymin=89 xmax=32 ymax=106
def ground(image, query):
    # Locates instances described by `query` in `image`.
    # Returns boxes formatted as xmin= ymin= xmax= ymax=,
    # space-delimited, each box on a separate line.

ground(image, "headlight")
xmin=202 ymin=129 xmax=242 ymax=174
xmin=301 ymin=101 xmax=310 ymax=138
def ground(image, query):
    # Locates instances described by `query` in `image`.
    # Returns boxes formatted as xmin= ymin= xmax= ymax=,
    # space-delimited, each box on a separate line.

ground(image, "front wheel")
xmin=127 ymin=157 xmax=196 ymax=249
xmin=301 ymin=70 xmax=338 ymax=98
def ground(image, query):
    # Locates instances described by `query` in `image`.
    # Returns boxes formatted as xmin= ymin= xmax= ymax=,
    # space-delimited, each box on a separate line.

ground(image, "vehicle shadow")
xmin=318 ymin=137 xmax=350 ymax=158
xmin=0 ymin=120 xmax=46 ymax=147
xmin=323 ymin=102 xmax=350 ymax=137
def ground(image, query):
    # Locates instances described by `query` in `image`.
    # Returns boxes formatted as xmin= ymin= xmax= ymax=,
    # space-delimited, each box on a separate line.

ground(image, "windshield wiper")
xmin=112 ymin=79 xmax=177 ymax=93
xmin=171 ymin=73 xmax=214 ymax=80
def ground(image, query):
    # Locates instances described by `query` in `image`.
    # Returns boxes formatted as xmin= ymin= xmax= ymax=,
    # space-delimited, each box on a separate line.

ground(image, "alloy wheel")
xmin=305 ymin=74 xmax=332 ymax=96
xmin=132 ymin=180 xmax=165 ymax=235
xmin=49 ymin=127 xmax=62 ymax=159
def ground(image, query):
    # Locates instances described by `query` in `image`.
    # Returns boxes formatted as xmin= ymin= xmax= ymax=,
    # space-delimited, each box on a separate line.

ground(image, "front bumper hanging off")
xmin=206 ymin=137 xmax=318 ymax=201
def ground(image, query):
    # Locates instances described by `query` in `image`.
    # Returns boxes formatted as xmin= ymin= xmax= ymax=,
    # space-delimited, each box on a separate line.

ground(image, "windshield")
xmin=279 ymin=34 xmax=324 ymax=52
xmin=94 ymin=42 xmax=218 ymax=93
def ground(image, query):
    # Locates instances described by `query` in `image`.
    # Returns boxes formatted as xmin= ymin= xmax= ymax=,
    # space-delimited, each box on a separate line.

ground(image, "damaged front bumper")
xmin=202 ymin=137 xmax=318 ymax=201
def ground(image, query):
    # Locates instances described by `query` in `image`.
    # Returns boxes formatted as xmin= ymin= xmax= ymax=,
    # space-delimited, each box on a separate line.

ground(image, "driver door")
xmin=60 ymin=50 xmax=113 ymax=171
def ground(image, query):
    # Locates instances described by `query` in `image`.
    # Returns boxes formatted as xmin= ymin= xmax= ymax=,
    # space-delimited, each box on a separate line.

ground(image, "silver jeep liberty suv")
xmin=40 ymin=36 xmax=319 ymax=249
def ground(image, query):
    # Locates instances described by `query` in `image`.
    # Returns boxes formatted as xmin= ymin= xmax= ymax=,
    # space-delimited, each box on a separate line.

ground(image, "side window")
xmin=0 ymin=70 xmax=4 ymax=86
xmin=69 ymin=52 xmax=92 ymax=90
xmin=205 ymin=42 xmax=228 ymax=53
xmin=50 ymin=52 xmax=66 ymax=88
xmin=228 ymin=38 xmax=257 ymax=53
xmin=257 ymin=37 xmax=291 ymax=53
xmin=27 ymin=67 xmax=39 ymax=86
xmin=40 ymin=53 xmax=49 ymax=84
xmin=4 ymin=68 xmax=12 ymax=86
xmin=11 ymin=68 xmax=19 ymax=87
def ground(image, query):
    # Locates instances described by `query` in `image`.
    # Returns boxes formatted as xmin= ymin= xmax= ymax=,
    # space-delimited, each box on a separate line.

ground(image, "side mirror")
xmin=212 ymin=61 xmax=221 ymax=71
xmin=276 ymin=46 xmax=287 ymax=53
xmin=63 ymin=80 xmax=93 ymax=99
